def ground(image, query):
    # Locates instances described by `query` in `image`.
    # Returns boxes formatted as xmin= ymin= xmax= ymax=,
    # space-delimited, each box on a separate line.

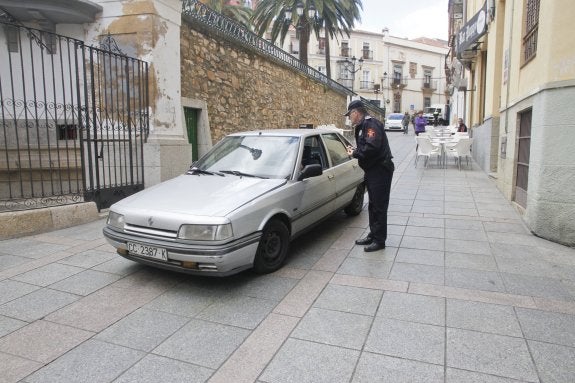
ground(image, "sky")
xmin=356 ymin=0 xmax=449 ymax=41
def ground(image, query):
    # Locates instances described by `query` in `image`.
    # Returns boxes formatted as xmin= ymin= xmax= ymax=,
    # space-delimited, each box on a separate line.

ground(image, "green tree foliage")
xmin=251 ymin=0 xmax=362 ymax=71
xmin=200 ymin=0 xmax=253 ymax=28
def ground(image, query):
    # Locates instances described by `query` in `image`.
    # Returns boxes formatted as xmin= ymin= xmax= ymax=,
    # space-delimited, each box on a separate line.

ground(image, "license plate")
xmin=127 ymin=242 xmax=167 ymax=261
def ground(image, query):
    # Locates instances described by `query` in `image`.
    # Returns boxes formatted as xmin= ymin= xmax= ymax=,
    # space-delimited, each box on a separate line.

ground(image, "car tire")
xmin=344 ymin=183 xmax=365 ymax=216
xmin=253 ymin=219 xmax=290 ymax=274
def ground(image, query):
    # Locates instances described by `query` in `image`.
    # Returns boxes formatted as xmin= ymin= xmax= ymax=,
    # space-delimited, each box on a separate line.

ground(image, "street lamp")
xmin=381 ymin=72 xmax=389 ymax=117
xmin=283 ymin=2 xmax=317 ymax=65
xmin=342 ymin=56 xmax=363 ymax=92
xmin=285 ymin=2 xmax=317 ymax=27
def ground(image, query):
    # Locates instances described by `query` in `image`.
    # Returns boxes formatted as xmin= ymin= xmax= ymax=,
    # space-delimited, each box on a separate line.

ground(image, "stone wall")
xmin=524 ymin=86 xmax=575 ymax=246
xmin=471 ymin=116 xmax=499 ymax=173
xmin=180 ymin=23 xmax=350 ymax=145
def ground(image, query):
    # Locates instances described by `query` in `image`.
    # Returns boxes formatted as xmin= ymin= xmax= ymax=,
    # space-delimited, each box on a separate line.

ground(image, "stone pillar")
xmin=87 ymin=0 xmax=191 ymax=186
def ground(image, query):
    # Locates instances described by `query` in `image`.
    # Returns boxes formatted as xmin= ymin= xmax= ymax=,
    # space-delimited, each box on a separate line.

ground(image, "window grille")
xmin=522 ymin=0 xmax=539 ymax=64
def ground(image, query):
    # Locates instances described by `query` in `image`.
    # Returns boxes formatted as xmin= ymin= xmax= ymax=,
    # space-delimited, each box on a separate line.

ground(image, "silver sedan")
xmin=103 ymin=129 xmax=365 ymax=276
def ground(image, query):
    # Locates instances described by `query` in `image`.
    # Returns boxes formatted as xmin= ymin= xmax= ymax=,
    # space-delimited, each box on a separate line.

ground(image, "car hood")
xmin=112 ymin=174 xmax=287 ymax=221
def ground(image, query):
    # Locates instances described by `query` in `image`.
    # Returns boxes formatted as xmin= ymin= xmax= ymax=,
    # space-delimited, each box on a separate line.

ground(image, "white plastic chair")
xmin=449 ymin=138 xmax=473 ymax=170
xmin=415 ymin=136 xmax=441 ymax=168
xmin=453 ymin=132 xmax=469 ymax=139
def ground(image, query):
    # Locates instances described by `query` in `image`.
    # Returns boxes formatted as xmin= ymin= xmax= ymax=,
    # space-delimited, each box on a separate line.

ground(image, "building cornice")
xmin=0 ymin=0 xmax=102 ymax=25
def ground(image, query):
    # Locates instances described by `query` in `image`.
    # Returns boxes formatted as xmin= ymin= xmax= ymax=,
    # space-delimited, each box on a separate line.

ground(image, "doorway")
xmin=184 ymin=107 xmax=199 ymax=161
xmin=514 ymin=109 xmax=531 ymax=208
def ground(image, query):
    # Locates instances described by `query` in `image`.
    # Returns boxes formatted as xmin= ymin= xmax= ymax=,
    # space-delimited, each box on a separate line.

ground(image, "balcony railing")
xmin=422 ymin=80 xmax=437 ymax=91
xmin=391 ymin=76 xmax=408 ymax=88
xmin=360 ymin=80 xmax=374 ymax=90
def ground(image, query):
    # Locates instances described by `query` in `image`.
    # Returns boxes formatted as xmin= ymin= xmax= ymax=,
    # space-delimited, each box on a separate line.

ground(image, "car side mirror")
xmin=298 ymin=164 xmax=322 ymax=181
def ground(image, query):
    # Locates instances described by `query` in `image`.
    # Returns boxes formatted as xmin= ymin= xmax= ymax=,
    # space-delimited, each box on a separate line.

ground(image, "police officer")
xmin=345 ymin=100 xmax=394 ymax=252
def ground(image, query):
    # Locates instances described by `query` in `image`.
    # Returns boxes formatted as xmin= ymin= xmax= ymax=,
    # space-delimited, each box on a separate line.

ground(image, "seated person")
xmin=457 ymin=118 xmax=468 ymax=132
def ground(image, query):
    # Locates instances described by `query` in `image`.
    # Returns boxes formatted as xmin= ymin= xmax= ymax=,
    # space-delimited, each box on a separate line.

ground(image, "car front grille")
xmin=124 ymin=223 xmax=178 ymax=239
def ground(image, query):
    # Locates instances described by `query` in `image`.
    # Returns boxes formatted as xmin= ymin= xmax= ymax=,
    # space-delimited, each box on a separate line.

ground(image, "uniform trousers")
xmin=365 ymin=163 xmax=394 ymax=245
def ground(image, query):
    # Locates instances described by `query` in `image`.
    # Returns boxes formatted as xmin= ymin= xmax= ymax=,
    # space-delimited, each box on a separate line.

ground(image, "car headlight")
xmin=178 ymin=223 xmax=233 ymax=241
xmin=107 ymin=211 xmax=125 ymax=230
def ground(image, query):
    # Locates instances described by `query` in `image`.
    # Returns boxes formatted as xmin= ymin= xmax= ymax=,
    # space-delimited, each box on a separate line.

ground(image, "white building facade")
xmin=279 ymin=28 xmax=449 ymax=118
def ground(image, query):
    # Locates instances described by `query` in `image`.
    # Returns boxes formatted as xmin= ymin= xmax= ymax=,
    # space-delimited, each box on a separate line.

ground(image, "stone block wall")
xmin=180 ymin=23 xmax=349 ymax=145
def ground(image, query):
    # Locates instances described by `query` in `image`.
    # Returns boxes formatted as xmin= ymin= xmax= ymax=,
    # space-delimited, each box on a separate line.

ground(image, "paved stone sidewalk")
xmin=1 ymin=132 xmax=575 ymax=383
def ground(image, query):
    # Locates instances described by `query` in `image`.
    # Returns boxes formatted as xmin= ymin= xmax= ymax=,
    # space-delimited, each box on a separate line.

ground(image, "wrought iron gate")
xmin=0 ymin=20 xmax=149 ymax=211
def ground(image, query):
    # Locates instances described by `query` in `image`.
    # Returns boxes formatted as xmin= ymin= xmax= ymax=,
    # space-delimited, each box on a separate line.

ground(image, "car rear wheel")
xmin=344 ymin=183 xmax=365 ymax=216
xmin=253 ymin=219 xmax=289 ymax=274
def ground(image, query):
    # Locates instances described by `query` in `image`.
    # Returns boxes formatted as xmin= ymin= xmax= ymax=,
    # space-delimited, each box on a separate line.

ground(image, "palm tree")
xmin=251 ymin=0 xmax=311 ymax=65
xmin=251 ymin=0 xmax=362 ymax=68
xmin=312 ymin=0 xmax=362 ymax=78
xmin=199 ymin=0 xmax=253 ymax=28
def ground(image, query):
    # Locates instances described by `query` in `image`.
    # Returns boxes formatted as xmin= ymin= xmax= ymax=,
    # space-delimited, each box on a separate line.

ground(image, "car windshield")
xmin=388 ymin=115 xmax=403 ymax=120
xmin=192 ymin=135 xmax=299 ymax=179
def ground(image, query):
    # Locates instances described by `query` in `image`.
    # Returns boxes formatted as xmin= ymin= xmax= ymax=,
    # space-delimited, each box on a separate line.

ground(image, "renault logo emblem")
xmin=148 ymin=217 xmax=154 ymax=227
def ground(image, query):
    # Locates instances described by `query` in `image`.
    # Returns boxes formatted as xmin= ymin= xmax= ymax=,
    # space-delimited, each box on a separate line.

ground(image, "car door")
xmin=291 ymin=134 xmax=336 ymax=234
xmin=320 ymin=132 xmax=363 ymax=210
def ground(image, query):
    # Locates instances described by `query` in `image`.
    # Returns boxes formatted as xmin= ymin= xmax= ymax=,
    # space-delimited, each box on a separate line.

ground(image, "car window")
xmin=194 ymin=135 xmax=299 ymax=179
xmin=388 ymin=114 xmax=403 ymax=120
xmin=322 ymin=133 xmax=350 ymax=167
xmin=302 ymin=135 xmax=328 ymax=170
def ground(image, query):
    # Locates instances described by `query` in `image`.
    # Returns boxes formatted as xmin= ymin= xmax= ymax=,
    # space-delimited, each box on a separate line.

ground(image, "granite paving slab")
xmin=446 ymin=328 xmax=538 ymax=382
xmin=95 ymin=308 xmax=190 ymax=352
xmin=259 ymin=338 xmax=359 ymax=383
xmin=377 ymin=291 xmax=445 ymax=326
xmin=352 ymin=352 xmax=444 ymax=383
xmin=22 ymin=339 xmax=145 ymax=383
xmin=291 ymin=307 xmax=372 ymax=350
xmin=113 ymin=354 xmax=213 ymax=383
xmin=152 ymin=319 xmax=250 ymax=369
xmin=312 ymin=283 xmax=382 ymax=316
xmin=364 ymin=317 xmax=444 ymax=365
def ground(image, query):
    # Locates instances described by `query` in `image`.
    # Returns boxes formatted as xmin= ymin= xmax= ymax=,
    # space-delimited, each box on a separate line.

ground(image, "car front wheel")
xmin=344 ymin=183 xmax=365 ymax=216
xmin=253 ymin=219 xmax=290 ymax=274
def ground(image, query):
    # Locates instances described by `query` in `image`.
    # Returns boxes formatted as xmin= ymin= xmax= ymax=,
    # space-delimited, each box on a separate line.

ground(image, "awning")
xmin=456 ymin=1 xmax=488 ymax=60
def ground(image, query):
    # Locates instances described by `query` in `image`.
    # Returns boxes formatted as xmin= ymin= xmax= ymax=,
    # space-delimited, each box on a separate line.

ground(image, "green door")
xmin=184 ymin=107 xmax=199 ymax=161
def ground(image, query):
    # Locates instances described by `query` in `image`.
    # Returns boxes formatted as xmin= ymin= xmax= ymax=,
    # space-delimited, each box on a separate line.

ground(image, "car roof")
xmin=228 ymin=128 xmax=342 ymax=138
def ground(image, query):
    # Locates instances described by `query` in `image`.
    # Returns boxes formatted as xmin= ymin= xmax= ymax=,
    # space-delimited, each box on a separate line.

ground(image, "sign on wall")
xmin=456 ymin=1 xmax=488 ymax=59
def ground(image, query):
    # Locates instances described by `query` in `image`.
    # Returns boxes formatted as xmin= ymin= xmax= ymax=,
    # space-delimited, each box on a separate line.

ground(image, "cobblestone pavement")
xmin=1 ymin=131 xmax=575 ymax=383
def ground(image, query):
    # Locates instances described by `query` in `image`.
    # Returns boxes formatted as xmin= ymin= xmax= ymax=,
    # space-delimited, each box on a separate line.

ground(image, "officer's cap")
xmin=344 ymin=100 xmax=364 ymax=116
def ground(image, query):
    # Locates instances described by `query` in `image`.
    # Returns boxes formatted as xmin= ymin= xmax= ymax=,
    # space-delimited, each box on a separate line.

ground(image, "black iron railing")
xmin=0 ymin=21 xmax=149 ymax=211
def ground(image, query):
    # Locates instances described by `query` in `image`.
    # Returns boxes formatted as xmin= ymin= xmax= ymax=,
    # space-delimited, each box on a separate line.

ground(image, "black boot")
xmin=355 ymin=235 xmax=373 ymax=245
xmin=364 ymin=242 xmax=385 ymax=252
